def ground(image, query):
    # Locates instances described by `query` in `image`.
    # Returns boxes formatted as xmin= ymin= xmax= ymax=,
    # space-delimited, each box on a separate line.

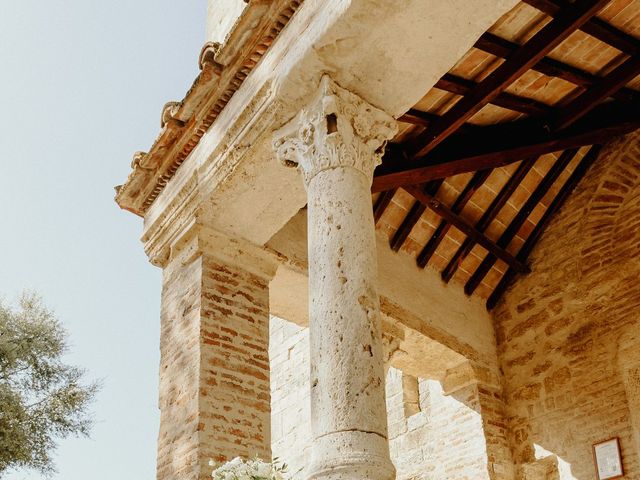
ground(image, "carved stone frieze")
xmin=273 ymin=75 xmax=397 ymax=187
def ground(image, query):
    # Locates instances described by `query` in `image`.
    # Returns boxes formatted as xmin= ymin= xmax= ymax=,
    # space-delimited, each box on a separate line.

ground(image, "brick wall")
xmin=158 ymin=248 xmax=272 ymax=480
xmin=494 ymin=132 xmax=640 ymax=479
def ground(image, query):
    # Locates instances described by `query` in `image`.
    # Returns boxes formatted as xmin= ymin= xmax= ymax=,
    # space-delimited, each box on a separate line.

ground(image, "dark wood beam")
xmin=404 ymin=186 xmax=531 ymax=274
xmin=522 ymin=0 xmax=640 ymax=56
xmin=486 ymin=144 xmax=602 ymax=309
xmin=411 ymin=0 xmax=611 ymax=158
xmin=398 ymin=108 xmax=439 ymax=127
xmin=464 ymin=148 xmax=580 ymax=295
xmin=398 ymin=109 xmax=480 ymax=138
xmin=474 ymin=32 xmax=638 ymax=104
xmin=416 ymin=170 xmax=491 ymax=268
xmin=552 ymin=56 xmax=640 ymax=130
xmin=373 ymin=189 xmax=397 ymax=224
xmin=391 ymin=202 xmax=425 ymax=251
xmin=390 ymin=180 xmax=442 ymax=251
xmin=436 ymin=73 xmax=551 ymax=115
xmin=441 ymin=158 xmax=537 ymax=282
xmin=373 ymin=100 xmax=639 ymax=192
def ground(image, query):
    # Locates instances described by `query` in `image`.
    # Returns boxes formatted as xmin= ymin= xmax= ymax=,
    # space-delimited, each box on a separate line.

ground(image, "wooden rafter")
xmin=474 ymin=32 xmax=639 ymax=104
xmin=552 ymin=56 xmax=640 ymax=130
xmin=416 ymin=170 xmax=491 ymax=268
xmin=410 ymin=0 xmax=611 ymax=158
xmin=486 ymin=144 xmax=603 ymax=309
xmin=435 ymin=73 xmax=551 ymax=115
xmin=404 ymin=186 xmax=531 ymax=274
xmin=380 ymin=0 xmax=639 ymax=304
xmin=522 ymin=0 xmax=640 ymax=56
xmin=464 ymin=148 xmax=580 ymax=295
xmin=441 ymin=158 xmax=537 ymax=283
xmin=390 ymin=180 xmax=443 ymax=251
xmin=374 ymin=101 xmax=639 ymax=192
xmin=374 ymin=189 xmax=397 ymax=224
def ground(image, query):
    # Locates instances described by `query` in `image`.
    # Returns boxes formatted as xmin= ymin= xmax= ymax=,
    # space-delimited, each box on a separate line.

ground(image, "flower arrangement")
xmin=210 ymin=457 xmax=289 ymax=480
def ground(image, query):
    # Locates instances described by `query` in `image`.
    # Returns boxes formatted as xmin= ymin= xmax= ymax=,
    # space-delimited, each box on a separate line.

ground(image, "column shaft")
xmin=307 ymin=166 xmax=393 ymax=478
xmin=274 ymin=75 xmax=398 ymax=480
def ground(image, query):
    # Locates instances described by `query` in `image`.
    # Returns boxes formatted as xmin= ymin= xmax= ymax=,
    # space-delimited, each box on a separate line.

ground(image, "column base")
xmin=307 ymin=431 xmax=396 ymax=480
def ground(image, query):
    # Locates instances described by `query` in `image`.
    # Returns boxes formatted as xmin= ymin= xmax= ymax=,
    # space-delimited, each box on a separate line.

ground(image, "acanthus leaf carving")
xmin=272 ymin=75 xmax=397 ymax=187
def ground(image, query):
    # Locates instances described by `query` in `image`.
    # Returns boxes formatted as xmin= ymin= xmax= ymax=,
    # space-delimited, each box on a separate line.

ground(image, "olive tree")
xmin=0 ymin=293 xmax=99 ymax=476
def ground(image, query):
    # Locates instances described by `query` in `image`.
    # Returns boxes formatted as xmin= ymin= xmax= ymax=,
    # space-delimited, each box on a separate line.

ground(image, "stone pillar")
xmin=273 ymin=75 xmax=398 ymax=480
xmin=156 ymin=224 xmax=278 ymax=480
xmin=443 ymin=362 xmax=516 ymax=480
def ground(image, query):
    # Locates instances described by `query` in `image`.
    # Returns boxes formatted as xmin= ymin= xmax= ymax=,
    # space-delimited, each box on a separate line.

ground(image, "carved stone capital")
xmin=273 ymin=75 xmax=397 ymax=186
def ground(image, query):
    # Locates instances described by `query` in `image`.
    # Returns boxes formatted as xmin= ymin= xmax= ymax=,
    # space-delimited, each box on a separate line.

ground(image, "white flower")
xmin=211 ymin=456 xmax=289 ymax=480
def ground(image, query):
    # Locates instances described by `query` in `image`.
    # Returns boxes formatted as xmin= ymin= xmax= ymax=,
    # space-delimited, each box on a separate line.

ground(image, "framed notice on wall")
xmin=593 ymin=437 xmax=624 ymax=480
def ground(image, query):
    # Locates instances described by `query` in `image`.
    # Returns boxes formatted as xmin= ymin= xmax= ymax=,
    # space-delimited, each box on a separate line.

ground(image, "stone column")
xmin=156 ymin=224 xmax=278 ymax=480
xmin=273 ymin=75 xmax=397 ymax=480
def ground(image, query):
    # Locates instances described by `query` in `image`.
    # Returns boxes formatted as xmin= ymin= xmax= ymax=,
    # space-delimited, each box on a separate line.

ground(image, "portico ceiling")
xmin=372 ymin=0 xmax=640 ymax=308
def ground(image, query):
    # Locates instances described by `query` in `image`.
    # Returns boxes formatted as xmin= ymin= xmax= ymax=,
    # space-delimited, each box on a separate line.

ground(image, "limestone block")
xmin=206 ymin=0 xmax=247 ymax=44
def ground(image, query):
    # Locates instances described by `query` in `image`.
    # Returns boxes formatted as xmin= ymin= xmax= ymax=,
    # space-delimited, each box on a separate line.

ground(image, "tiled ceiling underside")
xmin=373 ymin=0 xmax=640 ymax=309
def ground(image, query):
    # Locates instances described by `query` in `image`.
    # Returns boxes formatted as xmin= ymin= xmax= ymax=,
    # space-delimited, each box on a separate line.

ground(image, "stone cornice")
xmin=114 ymin=0 xmax=304 ymax=217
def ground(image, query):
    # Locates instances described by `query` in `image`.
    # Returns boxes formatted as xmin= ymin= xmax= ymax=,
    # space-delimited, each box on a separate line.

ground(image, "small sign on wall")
xmin=593 ymin=437 xmax=624 ymax=480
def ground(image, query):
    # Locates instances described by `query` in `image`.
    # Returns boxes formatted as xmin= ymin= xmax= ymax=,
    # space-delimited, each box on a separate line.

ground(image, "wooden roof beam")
xmin=553 ymin=56 xmax=640 ymax=131
xmin=416 ymin=170 xmax=491 ymax=268
xmin=403 ymin=186 xmax=531 ymax=274
xmin=373 ymin=100 xmax=639 ymax=192
xmin=474 ymin=32 xmax=638 ymax=103
xmin=411 ymin=0 xmax=612 ymax=158
xmin=390 ymin=180 xmax=443 ymax=251
xmin=486 ymin=144 xmax=602 ymax=309
xmin=523 ymin=0 xmax=640 ymax=56
xmin=373 ymin=188 xmax=397 ymax=224
xmin=441 ymin=158 xmax=537 ymax=283
xmin=436 ymin=73 xmax=551 ymax=115
xmin=464 ymin=148 xmax=580 ymax=295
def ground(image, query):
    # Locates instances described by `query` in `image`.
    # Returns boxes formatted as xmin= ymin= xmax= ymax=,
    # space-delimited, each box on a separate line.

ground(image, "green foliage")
xmin=0 ymin=293 xmax=99 ymax=476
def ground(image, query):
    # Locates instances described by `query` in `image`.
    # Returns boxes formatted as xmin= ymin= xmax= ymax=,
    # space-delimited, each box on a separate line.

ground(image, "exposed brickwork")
xmin=494 ymin=132 xmax=640 ymax=478
xmin=158 ymin=246 xmax=272 ymax=480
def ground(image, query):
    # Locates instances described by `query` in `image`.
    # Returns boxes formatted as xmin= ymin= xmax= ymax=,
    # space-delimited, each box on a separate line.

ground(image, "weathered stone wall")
xmin=269 ymin=316 xmax=311 ymax=478
xmin=158 ymin=245 xmax=272 ymax=480
xmin=386 ymin=369 xmax=492 ymax=480
xmin=270 ymin=315 xmax=507 ymax=479
xmin=494 ymin=132 xmax=640 ymax=479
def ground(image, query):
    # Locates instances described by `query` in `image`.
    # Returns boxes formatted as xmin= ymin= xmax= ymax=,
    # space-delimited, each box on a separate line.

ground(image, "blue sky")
xmin=0 ymin=1 xmax=205 ymax=478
